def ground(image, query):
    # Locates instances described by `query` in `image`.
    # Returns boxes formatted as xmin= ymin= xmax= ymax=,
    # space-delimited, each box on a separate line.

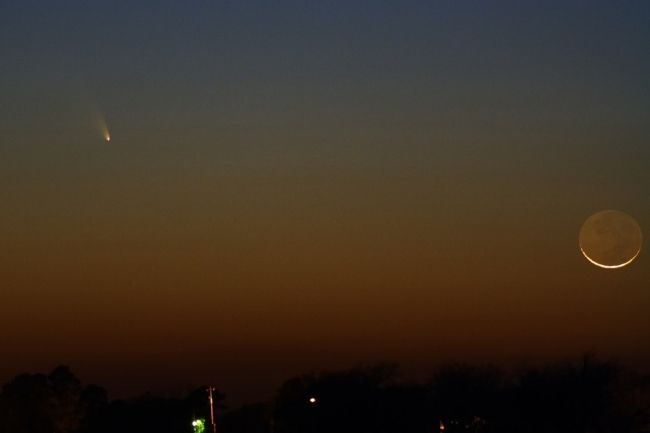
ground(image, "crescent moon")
xmin=580 ymin=246 xmax=640 ymax=269
xmin=578 ymin=210 xmax=642 ymax=269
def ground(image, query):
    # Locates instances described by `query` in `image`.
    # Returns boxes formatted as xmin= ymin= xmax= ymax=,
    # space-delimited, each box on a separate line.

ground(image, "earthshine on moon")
xmin=579 ymin=210 xmax=643 ymax=269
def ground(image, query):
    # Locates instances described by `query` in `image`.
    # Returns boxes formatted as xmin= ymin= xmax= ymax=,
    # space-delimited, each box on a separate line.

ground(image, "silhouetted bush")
xmin=1 ymin=358 xmax=648 ymax=433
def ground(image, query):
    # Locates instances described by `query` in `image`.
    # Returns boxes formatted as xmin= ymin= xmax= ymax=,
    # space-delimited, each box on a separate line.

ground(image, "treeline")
xmin=1 ymin=357 xmax=649 ymax=433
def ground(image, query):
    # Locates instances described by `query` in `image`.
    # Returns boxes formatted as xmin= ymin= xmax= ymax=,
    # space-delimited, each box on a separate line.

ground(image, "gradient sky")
xmin=1 ymin=1 xmax=649 ymax=403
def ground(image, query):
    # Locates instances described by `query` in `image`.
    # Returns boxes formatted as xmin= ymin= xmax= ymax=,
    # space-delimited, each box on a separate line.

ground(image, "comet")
xmin=94 ymin=110 xmax=111 ymax=143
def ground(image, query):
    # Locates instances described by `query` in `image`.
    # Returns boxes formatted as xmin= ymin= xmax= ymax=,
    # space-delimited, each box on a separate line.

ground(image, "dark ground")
xmin=1 ymin=357 xmax=649 ymax=433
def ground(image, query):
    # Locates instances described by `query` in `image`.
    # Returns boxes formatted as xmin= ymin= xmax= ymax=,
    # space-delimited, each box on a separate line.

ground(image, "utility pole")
xmin=207 ymin=386 xmax=217 ymax=433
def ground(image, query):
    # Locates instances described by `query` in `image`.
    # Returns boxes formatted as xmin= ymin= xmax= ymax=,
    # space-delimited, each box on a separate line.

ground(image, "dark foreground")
xmin=1 ymin=358 xmax=649 ymax=433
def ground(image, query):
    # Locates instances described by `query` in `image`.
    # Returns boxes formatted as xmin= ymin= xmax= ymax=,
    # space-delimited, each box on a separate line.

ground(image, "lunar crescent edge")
xmin=579 ymin=245 xmax=641 ymax=269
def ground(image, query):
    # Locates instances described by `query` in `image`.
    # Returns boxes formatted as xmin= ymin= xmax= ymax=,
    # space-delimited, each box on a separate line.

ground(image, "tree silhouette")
xmin=508 ymin=357 xmax=649 ymax=433
xmin=0 ymin=359 xmax=648 ymax=433
xmin=429 ymin=363 xmax=503 ymax=432
xmin=272 ymin=363 xmax=429 ymax=433
xmin=0 ymin=366 xmax=108 ymax=433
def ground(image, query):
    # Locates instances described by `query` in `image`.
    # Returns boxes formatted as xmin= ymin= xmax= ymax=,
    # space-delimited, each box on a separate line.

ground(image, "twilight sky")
xmin=1 ymin=1 xmax=649 ymax=403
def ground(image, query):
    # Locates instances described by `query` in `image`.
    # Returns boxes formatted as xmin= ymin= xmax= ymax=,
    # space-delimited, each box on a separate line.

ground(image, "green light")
xmin=191 ymin=418 xmax=206 ymax=433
